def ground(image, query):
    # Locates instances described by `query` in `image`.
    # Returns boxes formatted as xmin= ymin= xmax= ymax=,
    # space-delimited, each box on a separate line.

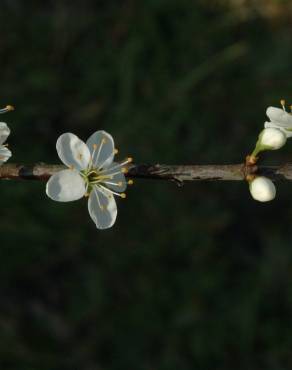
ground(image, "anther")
xmin=93 ymin=144 xmax=98 ymax=150
xmin=121 ymin=193 xmax=126 ymax=199
xmin=114 ymin=148 xmax=118 ymax=154
xmin=121 ymin=167 xmax=128 ymax=174
xmin=127 ymin=157 xmax=133 ymax=163
xmin=0 ymin=105 xmax=15 ymax=114
xmin=280 ymin=99 xmax=286 ymax=111
xmin=128 ymin=179 xmax=134 ymax=185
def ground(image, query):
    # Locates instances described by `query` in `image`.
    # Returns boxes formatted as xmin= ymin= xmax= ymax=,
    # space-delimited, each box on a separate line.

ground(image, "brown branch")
xmin=0 ymin=162 xmax=291 ymax=182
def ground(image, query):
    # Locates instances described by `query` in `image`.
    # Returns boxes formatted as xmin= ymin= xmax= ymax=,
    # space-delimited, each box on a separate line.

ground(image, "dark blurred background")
xmin=1 ymin=1 xmax=292 ymax=369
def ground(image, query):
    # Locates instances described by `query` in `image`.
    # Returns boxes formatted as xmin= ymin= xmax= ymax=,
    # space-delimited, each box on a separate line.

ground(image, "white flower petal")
xmin=266 ymin=107 xmax=292 ymax=128
xmin=264 ymin=122 xmax=292 ymax=138
xmin=264 ymin=121 xmax=275 ymax=129
xmin=102 ymin=162 xmax=127 ymax=192
xmin=56 ymin=133 xmax=91 ymax=171
xmin=88 ymin=186 xmax=117 ymax=229
xmin=46 ymin=169 xmax=86 ymax=202
xmin=0 ymin=122 xmax=10 ymax=145
xmin=0 ymin=145 xmax=11 ymax=164
xmin=249 ymin=176 xmax=276 ymax=202
xmin=86 ymin=130 xmax=115 ymax=169
xmin=281 ymin=129 xmax=292 ymax=138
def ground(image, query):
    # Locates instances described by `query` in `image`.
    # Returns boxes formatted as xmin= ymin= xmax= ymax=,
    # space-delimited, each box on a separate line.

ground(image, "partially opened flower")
xmin=265 ymin=100 xmax=292 ymax=138
xmin=251 ymin=127 xmax=286 ymax=157
xmin=46 ymin=131 xmax=133 ymax=229
xmin=0 ymin=105 xmax=14 ymax=165
xmin=249 ymin=176 xmax=276 ymax=202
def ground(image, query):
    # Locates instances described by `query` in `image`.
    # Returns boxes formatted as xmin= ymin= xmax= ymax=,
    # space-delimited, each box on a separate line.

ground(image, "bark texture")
xmin=0 ymin=162 xmax=291 ymax=182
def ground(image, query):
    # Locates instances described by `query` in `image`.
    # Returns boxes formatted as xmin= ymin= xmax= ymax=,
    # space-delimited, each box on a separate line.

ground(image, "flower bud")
xmin=258 ymin=127 xmax=286 ymax=150
xmin=249 ymin=176 xmax=276 ymax=202
xmin=251 ymin=128 xmax=286 ymax=157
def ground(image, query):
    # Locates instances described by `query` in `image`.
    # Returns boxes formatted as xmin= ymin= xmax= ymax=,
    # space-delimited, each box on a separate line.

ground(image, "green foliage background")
xmin=1 ymin=1 xmax=292 ymax=369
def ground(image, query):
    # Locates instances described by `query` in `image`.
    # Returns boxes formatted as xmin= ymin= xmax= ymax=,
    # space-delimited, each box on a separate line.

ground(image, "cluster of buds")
xmin=247 ymin=100 xmax=292 ymax=202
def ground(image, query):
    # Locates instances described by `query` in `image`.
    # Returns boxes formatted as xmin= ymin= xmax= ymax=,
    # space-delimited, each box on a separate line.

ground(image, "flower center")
xmin=87 ymin=170 xmax=101 ymax=183
xmin=80 ymin=156 xmax=134 ymax=200
xmin=81 ymin=168 xmax=109 ymax=186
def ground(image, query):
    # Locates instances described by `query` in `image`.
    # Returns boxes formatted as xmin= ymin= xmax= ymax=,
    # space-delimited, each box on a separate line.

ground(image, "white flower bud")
xmin=249 ymin=176 xmax=276 ymax=202
xmin=258 ymin=127 xmax=286 ymax=150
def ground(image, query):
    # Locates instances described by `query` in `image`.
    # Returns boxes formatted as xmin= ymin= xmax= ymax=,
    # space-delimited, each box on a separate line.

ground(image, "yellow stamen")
xmin=98 ymin=157 xmax=133 ymax=175
xmin=281 ymin=99 xmax=286 ymax=111
xmin=120 ymin=193 xmax=126 ymax=199
xmin=128 ymin=179 xmax=134 ymax=185
xmin=114 ymin=148 xmax=118 ymax=154
xmin=0 ymin=105 xmax=15 ymax=114
xmin=102 ymin=180 xmax=123 ymax=187
xmin=121 ymin=167 xmax=128 ymax=174
xmin=93 ymin=144 xmax=98 ymax=150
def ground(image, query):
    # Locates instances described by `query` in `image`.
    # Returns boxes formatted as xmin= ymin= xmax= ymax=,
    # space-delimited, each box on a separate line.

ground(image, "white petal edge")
xmin=46 ymin=169 xmax=86 ymax=202
xmin=56 ymin=133 xmax=91 ymax=171
xmin=88 ymin=186 xmax=117 ymax=229
xmin=0 ymin=122 xmax=10 ymax=145
xmin=86 ymin=130 xmax=115 ymax=169
xmin=0 ymin=146 xmax=11 ymax=164
xmin=266 ymin=107 xmax=292 ymax=128
xmin=264 ymin=122 xmax=292 ymax=138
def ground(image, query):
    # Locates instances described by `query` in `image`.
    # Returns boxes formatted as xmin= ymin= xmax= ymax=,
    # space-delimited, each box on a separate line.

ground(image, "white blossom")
xmin=249 ymin=176 xmax=276 ymax=202
xmin=0 ymin=105 xmax=14 ymax=164
xmin=46 ymin=131 xmax=132 ymax=229
xmin=265 ymin=103 xmax=292 ymax=138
